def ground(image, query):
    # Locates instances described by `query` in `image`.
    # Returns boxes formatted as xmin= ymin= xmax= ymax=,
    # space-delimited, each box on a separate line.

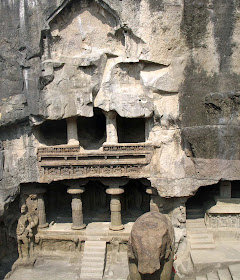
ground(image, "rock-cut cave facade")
xmin=0 ymin=0 xmax=240 ymax=279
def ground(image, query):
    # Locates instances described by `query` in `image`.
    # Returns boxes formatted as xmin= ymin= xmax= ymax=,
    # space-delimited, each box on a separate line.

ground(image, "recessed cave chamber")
xmin=37 ymin=119 xmax=68 ymax=146
xmin=44 ymin=179 xmax=150 ymax=225
xmin=186 ymin=184 xmax=219 ymax=219
xmin=231 ymin=181 xmax=240 ymax=198
xmin=117 ymin=116 xmax=145 ymax=143
xmin=77 ymin=108 xmax=106 ymax=150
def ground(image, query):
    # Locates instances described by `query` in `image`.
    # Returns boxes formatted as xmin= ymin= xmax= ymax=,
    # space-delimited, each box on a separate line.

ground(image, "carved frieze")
xmin=40 ymin=164 xmax=144 ymax=182
xmin=103 ymin=143 xmax=152 ymax=152
xmin=206 ymin=213 xmax=240 ymax=229
xmin=37 ymin=143 xmax=153 ymax=182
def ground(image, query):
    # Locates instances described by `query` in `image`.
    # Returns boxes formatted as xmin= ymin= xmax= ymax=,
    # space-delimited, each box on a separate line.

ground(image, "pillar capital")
xmin=146 ymin=187 xmax=158 ymax=196
xmin=104 ymin=110 xmax=117 ymax=119
xmin=106 ymin=187 xmax=124 ymax=195
xmin=22 ymin=186 xmax=46 ymax=196
xmin=100 ymin=178 xmax=129 ymax=188
xmin=67 ymin=186 xmax=85 ymax=195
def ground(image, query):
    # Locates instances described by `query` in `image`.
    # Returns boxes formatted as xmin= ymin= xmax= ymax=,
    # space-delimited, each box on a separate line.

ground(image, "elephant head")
xmin=128 ymin=211 xmax=174 ymax=280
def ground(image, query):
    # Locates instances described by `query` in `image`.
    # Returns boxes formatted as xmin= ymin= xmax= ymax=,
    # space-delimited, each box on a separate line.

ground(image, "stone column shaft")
xmin=72 ymin=195 xmax=84 ymax=229
xmin=106 ymin=188 xmax=124 ymax=231
xmin=67 ymin=117 xmax=79 ymax=145
xmin=145 ymin=117 xmax=153 ymax=142
xmin=38 ymin=193 xmax=48 ymax=228
xmin=146 ymin=187 xmax=159 ymax=212
xmin=68 ymin=187 xmax=85 ymax=230
xmin=110 ymin=195 xmax=122 ymax=228
xmin=105 ymin=111 xmax=118 ymax=144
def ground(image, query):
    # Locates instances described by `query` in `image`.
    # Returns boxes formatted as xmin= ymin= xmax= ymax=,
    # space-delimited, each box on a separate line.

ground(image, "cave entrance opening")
xmin=77 ymin=108 xmax=106 ymax=150
xmin=186 ymin=183 xmax=219 ymax=220
xmin=38 ymin=119 xmax=68 ymax=146
xmin=231 ymin=181 xmax=240 ymax=198
xmin=45 ymin=179 xmax=150 ymax=226
xmin=117 ymin=116 xmax=145 ymax=143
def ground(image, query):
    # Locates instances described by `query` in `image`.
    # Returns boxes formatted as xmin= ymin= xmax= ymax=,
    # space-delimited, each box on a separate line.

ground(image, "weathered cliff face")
xmin=0 ymin=0 xmax=240 ymax=214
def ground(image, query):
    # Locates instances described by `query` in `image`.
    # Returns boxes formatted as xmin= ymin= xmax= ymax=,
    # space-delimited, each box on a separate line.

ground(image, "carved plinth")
xmin=67 ymin=187 xmax=86 ymax=230
xmin=205 ymin=198 xmax=240 ymax=229
xmin=106 ymin=188 xmax=124 ymax=231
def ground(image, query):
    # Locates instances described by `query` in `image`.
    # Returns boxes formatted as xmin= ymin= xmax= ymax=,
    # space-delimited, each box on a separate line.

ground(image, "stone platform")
xmin=37 ymin=222 xmax=133 ymax=244
xmin=191 ymin=242 xmax=240 ymax=273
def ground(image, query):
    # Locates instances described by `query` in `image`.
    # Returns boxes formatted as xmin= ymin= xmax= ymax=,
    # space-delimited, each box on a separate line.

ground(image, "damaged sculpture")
xmin=127 ymin=211 xmax=174 ymax=280
xmin=17 ymin=203 xmax=38 ymax=261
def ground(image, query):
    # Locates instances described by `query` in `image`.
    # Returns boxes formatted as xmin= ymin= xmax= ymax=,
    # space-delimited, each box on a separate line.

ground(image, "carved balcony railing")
xmin=37 ymin=143 xmax=153 ymax=182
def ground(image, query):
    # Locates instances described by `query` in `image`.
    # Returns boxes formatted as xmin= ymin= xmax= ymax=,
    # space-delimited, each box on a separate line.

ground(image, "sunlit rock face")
xmin=0 ymin=0 xmax=240 ymax=209
xmin=0 ymin=1 xmax=240 ymax=272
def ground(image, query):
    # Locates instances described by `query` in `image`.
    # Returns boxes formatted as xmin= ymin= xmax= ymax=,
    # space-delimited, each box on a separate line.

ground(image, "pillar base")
xmin=38 ymin=222 xmax=49 ymax=229
xmin=109 ymin=224 xmax=124 ymax=231
xmin=71 ymin=223 xmax=86 ymax=230
xmin=68 ymin=140 xmax=79 ymax=146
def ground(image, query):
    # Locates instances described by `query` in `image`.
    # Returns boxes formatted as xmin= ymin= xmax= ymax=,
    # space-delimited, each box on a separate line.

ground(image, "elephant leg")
xmin=128 ymin=259 xmax=142 ymax=280
xmin=160 ymin=251 xmax=174 ymax=280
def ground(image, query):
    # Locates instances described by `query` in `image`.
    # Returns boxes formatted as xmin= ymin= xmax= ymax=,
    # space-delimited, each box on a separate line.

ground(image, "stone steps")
xmin=217 ymin=268 xmax=233 ymax=280
xmin=191 ymin=243 xmax=216 ymax=250
xmin=187 ymin=219 xmax=215 ymax=250
xmin=229 ymin=264 xmax=240 ymax=280
xmin=196 ymin=264 xmax=240 ymax=280
xmin=80 ymin=241 xmax=106 ymax=280
xmin=206 ymin=271 xmax=220 ymax=280
xmin=190 ymin=237 xmax=214 ymax=245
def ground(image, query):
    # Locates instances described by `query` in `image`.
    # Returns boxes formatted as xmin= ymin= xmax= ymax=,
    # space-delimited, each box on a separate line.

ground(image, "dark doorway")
xmin=186 ymin=184 xmax=219 ymax=219
xmin=117 ymin=116 xmax=145 ymax=143
xmin=231 ymin=181 xmax=240 ymax=198
xmin=77 ymin=108 xmax=106 ymax=150
xmin=38 ymin=119 xmax=67 ymax=145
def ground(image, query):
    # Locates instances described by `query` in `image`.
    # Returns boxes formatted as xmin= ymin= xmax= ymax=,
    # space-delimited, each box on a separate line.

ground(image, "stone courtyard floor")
xmin=6 ymin=251 xmax=129 ymax=280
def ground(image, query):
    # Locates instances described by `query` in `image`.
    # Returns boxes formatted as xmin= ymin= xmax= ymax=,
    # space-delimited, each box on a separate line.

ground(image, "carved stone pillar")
xmin=106 ymin=187 xmax=124 ymax=231
xmin=145 ymin=117 xmax=153 ymax=142
xmin=67 ymin=187 xmax=86 ymax=230
xmin=146 ymin=187 xmax=159 ymax=212
xmin=220 ymin=181 xmax=231 ymax=198
xmin=67 ymin=117 xmax=79 ymax=145
xmin=37 ymin=189 xmax=48 ymax=228
xmin=104 ymin=111 xmax=118 ymax=144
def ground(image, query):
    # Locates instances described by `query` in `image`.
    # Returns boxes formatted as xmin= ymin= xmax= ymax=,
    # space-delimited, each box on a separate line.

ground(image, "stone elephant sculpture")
xmin=127 ymin=212 xmax=175 ymax=280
